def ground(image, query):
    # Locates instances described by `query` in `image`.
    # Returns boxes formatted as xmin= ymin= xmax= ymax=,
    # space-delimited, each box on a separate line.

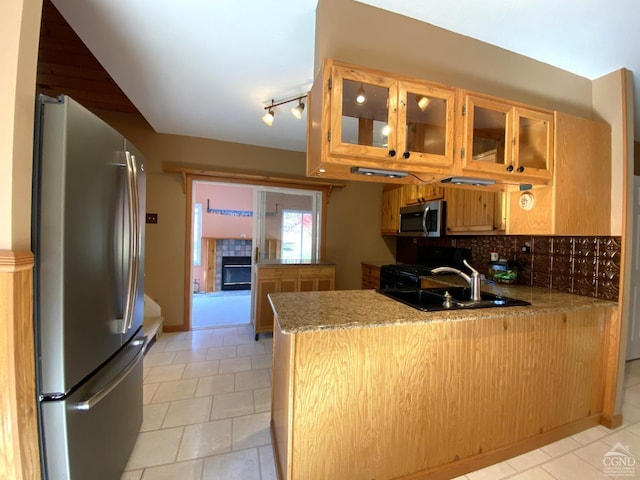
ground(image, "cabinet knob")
xmin=517 ymin=166 xmax=525 ymax=173
xmin=403 ymin=151 xmax=411 ymax=159
xmin=388 ymin=149 xmax=396 ymax=157
xmin=506 ymin=165 xmax=514 ymax=172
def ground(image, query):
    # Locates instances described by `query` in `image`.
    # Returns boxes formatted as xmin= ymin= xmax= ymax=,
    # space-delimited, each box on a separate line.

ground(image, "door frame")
xmin=180 ymin=171 xmax=339 ymax=332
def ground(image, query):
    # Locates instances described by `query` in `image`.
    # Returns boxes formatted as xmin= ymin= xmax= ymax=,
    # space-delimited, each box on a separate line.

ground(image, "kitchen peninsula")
xmin=268 ymin=283 xmax=618 ymax=480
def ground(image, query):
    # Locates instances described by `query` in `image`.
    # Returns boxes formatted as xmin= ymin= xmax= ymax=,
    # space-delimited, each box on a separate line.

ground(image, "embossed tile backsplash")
xmin=397 ymin=236 xmax=622 ymax=301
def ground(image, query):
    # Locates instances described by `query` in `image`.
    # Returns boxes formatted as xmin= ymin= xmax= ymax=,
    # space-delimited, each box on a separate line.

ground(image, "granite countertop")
xmin=257 ymin=259 xmax=336 ymax=267
xmin=268 ymin=278 xmax=617 ymax=334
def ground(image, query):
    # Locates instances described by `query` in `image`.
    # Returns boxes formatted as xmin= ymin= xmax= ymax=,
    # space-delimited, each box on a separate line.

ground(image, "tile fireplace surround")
xmin=397 ymin=236 xmax=622 ymax=301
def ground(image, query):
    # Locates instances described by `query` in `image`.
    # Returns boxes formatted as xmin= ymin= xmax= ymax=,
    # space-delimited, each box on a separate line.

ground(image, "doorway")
xmin=189 ymin=180 xmax=322 ymax=330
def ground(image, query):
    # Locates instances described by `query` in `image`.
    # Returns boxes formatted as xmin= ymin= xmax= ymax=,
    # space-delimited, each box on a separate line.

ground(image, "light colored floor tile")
xmin=223 ymin=334 xmax=252 ymax=346
xmin=236 ymin=325 xmax=254 ymax=336
xmin=125 ymin=426 xmax=183 ymax=469
xmin=173 ymin=348 xmax=208 ymax=364
xmin=505 ymin=448 xmax=551 ymax=471
xmin=466 ymin=461 xmax=516 ymax=480
xmin=141 ymin=402 xmax=169 ymax=432
xmin=210 ymin=327 xmax=240 ymax=337
xmin=574 ymin=439 xmax=615 ymax=470
xmin=507 ymin=466 xmax=555 ymax=479
xmin=253 ymin=387 xmax=271 ymax=413
xmin=625 ymin=372 xmax=640 ymax=389
xmin=219 ymin=356 xmax=252 ymax=374
xmin=195 ymin=374 xmax=236 ymax=397
xmin=120 ymin=470 xmax=142 ymax=480
xmin=259 ymin=445 xmax=277 ymax=480
xmin=144 ymin=351 xmax=177 ymax=367
xmin=571 ymin=424 xmax=614 ymax=444
xmin=205 ymin=345 xmax=238 ymax=360
xmin=601 ymin=427 xmax=640 ymax=452
xmin=625 ymin=421 xmax=640 ymax=437
xmin=541 ymin=452 xmax=607 ymax=479
xmin=144 ymin=364 xmax=186 ymax=384
xmin=250 ymin=353 xmax=273 ymax=370
xmin=190 ymin=335 xmax=225 ymax=349
xmin=235 ymin=369 xmax=271 ymax=391
xmin=177 ymin=419 xmax=232 ymax=461
xmin=540 ymin=436 xmax=581 ymax=457
xmin=151 ymin=378 xmax=198 ymax=403
xmin=202 ymin=448 xmax=261 ymax=480
xmin=211 ymin=390 xmax=255 ymax=420
xmin=621 ymin=400 xmax=640 ymax=423
xmin=143 ymin=383 xmax=159 ymax=405
xmin=182 ymin=360 xmax=220 ymax=379
xmin=163 ymin=396 xmax=213 ymax=428
xmin=163 ymin=339 xmax=204 ymax=353
xmin=232 ymin=412 xmax=271 ymax=450
xmin=237 ymin=342 xmax=266 ymax=357
xmin=138 ymin=459 xmax=203 ymax=480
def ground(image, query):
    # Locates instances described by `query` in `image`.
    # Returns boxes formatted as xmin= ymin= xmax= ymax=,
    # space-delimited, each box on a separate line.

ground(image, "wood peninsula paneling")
xmin=0 ymin=251 xmax=40 ymax=480
xmin=272 ymin=306 xmax=616 ymax=480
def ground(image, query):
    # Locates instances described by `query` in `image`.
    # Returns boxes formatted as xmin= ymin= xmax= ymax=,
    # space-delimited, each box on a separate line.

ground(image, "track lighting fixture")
xmin=261 ymin=94 xmax=307 ymax=126
xmin=355 ymin=83 xmax=367 ymax=105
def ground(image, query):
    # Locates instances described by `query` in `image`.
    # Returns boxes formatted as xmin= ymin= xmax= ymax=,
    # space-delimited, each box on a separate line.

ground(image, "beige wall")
xmin=315 ymin=0 xmax=594 ymax=121
xmin=96 ymin=111 xmax=395 ymax=326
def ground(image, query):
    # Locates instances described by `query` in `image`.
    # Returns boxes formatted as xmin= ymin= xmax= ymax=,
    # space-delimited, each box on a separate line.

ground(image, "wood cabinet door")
xmin=381 ymin=186 xmax=402 ymax=234
xmin=397 ymin=80 xmax=455 ymax=167
xmin=255 ymin=278 xmax=278 ymax=332
xmin=330 ymin=64 xmax=398 ymax=160
xmin=444 ymin=188 xmax=496 ymax=234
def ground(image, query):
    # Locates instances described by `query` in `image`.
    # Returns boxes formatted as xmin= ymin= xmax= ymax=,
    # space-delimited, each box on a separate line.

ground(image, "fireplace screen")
xmin=221 ymin=256 xmax=251 ymax=291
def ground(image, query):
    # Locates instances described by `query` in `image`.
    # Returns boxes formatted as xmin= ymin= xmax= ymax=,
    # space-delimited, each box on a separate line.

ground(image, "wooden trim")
xmin=162 ymin=164 xmax=346 ymax=193
xmin=183 ymin=177 xmax=195 ymax=332
xmin=0 ymin=251 xmax=34 ymax=272
xmin=0 ymin=250 xmax=41 ymax=479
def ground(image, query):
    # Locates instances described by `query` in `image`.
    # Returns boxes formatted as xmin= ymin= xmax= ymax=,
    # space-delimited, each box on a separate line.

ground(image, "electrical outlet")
xmin=146 ymin=213 xmax=158 ymax=224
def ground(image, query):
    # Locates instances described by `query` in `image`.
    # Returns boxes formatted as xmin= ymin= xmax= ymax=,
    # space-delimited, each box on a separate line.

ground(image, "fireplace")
xmin=221 ymin=256 xmax=252 ymax=291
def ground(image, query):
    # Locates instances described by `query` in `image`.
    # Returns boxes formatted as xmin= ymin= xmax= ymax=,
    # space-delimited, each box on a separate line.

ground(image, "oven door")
xmin=399 ymin=201 xmax=444 ymax=237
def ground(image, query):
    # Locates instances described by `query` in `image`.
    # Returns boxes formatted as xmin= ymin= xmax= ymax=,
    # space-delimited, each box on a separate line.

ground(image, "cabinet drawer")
xmin=297 ymin=266 xmax=335 ymax=277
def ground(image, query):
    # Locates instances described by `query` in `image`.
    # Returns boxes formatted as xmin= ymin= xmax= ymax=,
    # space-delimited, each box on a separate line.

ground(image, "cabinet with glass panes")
xmin=458 ymin=91 xmax=554 ymax=184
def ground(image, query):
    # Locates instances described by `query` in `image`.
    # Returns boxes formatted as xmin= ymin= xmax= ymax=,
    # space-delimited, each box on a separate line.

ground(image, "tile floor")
xmin=122 ymin=327 xmax=640 ymax=479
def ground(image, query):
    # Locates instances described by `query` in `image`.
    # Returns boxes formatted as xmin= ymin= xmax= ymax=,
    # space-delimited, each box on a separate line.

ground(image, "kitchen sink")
xmin=377 ymin=286 xmax=530 ymax=312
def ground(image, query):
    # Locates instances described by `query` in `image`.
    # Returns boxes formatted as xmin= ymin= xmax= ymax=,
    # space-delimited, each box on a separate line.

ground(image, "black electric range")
xmin=379 ymin=247 xmax=471 ymax=289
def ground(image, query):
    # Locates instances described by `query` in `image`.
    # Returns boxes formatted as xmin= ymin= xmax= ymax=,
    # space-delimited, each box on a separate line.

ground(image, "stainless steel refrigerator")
xmin=32 ymin=95 xmax=146 ymax=479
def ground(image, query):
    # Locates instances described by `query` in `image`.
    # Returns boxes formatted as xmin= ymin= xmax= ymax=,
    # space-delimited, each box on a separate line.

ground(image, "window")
xmin=281 ymin=209 xmax=313 ymax=260
xmin=193 ymin=203 xmax=202 ymax=266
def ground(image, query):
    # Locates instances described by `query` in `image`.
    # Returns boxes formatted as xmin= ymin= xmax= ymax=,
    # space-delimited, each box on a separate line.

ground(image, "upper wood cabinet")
xmin=506 ymin=112 xmax=611 ymax=235
xmin=307 ymin=59 xmax=456 ymax=181
xmin=381 ymin=186 xmax=403 ymax=234
xmin=459 ymin=92 xmax=554 ymax=185
xmin=443 ymin=188 xmax=500 ymax=235
xmin=402 ymin=184 xmax=444 ymax=205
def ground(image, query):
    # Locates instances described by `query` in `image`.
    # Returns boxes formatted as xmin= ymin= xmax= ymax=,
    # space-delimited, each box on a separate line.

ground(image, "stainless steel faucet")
xmin=431 ymin=259 xmax=482 ymax=301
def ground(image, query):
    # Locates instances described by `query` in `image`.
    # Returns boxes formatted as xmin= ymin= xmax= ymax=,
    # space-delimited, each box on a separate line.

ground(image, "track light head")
xmin=262 ymin=108 xmax=274 ymax=126
xmin=291 ymin=99 xmax=305 ymax=119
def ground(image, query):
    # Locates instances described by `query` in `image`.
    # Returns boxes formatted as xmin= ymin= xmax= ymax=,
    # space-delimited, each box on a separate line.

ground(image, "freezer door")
xmin=40 ymin=334 xmax=144 ymax=480
xmin=35 ymin=96 xmax=135 ymax=394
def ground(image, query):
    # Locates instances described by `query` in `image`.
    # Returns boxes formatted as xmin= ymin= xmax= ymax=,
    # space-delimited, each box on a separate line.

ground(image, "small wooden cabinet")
xmin=443 ymin=187 xmax=504 ymax=234
xmin=459 ymin=91 xmax=554 ymax=185
xmin=361 ymin=263 xmax=381 ymax=289
xmin=402 ymin=184 xmax=444 ymax=205
xmin=381 ymin=186 xmax=403 ymax=234
xmin=253 ymin=264 xmax=335 ymax=339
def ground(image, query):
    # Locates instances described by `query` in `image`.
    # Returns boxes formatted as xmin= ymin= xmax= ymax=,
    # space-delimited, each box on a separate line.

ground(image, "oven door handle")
xmin=421 ymin=206 xmax=430 ymax=236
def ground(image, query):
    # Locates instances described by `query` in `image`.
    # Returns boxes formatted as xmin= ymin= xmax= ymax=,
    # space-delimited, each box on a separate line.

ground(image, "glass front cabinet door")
xmin=329 ymin=64 xmax=455 ymax=170
xmin=460 ymin=92 xmax=553 ymax=183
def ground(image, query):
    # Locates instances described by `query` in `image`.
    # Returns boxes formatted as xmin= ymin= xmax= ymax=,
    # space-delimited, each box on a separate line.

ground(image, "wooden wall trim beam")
xmin=0 ymin=250 xmax=41 ymax=480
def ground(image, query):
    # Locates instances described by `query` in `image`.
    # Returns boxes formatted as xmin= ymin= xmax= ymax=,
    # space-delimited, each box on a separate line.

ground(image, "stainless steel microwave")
xmin=399 ymin=200 xmax=445 ymax=237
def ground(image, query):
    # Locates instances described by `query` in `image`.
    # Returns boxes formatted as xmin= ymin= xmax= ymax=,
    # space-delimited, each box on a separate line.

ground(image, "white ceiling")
xmin=52 ymin=0 xmax=639 ymax=153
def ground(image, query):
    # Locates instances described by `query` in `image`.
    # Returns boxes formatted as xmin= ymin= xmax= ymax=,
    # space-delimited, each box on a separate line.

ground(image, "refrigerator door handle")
xmin=122 ymin=150 xmax=137 ymax=334
xmin=75 ymin=337 xmax=146 ymax=411
xmin=127 ymin=153 xmax=141 ymax=332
